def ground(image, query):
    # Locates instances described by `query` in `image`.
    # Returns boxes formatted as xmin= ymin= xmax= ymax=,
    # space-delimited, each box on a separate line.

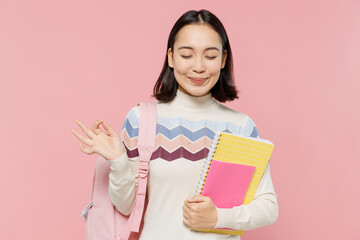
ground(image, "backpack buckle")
xmin=138 ymin=162 xmax=149 ymax=178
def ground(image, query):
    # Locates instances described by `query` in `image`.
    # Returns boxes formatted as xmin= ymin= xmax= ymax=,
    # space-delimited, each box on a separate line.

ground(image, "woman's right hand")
xmin=72 ymin=119 xmax=125 ymax=161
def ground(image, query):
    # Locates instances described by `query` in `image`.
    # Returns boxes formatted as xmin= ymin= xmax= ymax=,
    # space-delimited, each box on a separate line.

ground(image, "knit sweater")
xmin=108 ymin=89 xmax=278 ymax=240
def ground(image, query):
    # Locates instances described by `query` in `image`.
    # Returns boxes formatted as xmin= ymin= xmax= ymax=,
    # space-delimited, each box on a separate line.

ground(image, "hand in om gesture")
xmin=71 ymin=119 xmax=125 ymax=161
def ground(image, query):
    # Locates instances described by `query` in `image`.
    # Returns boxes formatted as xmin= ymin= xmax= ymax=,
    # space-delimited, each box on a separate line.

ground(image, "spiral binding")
xmin=195 ymin=132 xmax=223 ymax=195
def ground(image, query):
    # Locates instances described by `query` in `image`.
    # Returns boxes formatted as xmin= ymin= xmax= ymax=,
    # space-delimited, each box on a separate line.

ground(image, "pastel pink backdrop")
xmin=0 ymin=0 xmax=359 ymax=239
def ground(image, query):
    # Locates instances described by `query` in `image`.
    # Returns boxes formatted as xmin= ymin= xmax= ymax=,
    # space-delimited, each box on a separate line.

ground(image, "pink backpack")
xmin=81 ymin=102 xmax=157 ymax=240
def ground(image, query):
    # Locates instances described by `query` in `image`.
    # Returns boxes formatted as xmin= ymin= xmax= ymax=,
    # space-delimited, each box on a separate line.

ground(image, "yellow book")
xmin=190 ymin=132 xmax=275 ymax=236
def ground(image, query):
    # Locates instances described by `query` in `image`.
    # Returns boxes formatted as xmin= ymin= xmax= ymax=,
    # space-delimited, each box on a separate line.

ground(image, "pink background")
xmin=1 ymin=0 xmax=359 ymax=239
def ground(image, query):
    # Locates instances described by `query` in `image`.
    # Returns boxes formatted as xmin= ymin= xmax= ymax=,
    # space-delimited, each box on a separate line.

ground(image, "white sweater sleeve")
xmin=108 ymin=106 xmax=140 ymax=216
xmin=214 ymin=162 xmax=278 ymax=230
xmin=108 ymin=153 xmax=139 ymax=216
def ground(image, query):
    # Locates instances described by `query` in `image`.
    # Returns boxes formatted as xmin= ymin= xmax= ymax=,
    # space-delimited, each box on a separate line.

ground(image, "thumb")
xmin=102 ymin=120 xmax=117 ymax=136
xmin=187 ymin=195 xmax=205 ymax=203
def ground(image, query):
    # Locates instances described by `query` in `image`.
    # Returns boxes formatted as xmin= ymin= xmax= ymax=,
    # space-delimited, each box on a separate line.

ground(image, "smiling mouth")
xmin=189 ymin=77 xmax=208 ymax=85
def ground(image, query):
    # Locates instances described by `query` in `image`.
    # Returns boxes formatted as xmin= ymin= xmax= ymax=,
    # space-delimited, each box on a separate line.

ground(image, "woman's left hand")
xmin=182 ymin=195 xmax=218 ymax=229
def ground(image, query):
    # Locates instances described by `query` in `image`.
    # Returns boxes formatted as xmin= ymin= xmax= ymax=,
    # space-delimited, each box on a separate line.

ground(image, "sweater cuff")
xmin=109 ymin=152 xmax=131 ymax=177
xmin=214 ymin=207 xmax=237 ymax=229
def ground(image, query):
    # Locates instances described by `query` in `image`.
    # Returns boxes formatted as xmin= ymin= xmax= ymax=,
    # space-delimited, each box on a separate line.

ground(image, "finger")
xmin=187 ymin=197 xmax=202 ymax=203
xmin=72 ymin=129 xmax=93 ymax=147
xmin=102 ymin=120 xmax=117 ymax=137
xmin=190 ymin=195 xmax=206 ymax=202
xmin=92 ymin=119 xmax=103 ymax=135
xmin=182 ymin=204 xmax=191 ymax=215
xmin=74 ymin=119 xmax=96 ymax=139
xmin=183 ymin=208 xmax=191 ymax=221
xmin=183 ymin=218 xmax=191 ymax=228
xmin=184 ymin=200 xmax=193 ymax=209
xmin=184 ymin=201 xmax=198 ymax=213
xmin=79 ymin=142 xmax=94 ymax=155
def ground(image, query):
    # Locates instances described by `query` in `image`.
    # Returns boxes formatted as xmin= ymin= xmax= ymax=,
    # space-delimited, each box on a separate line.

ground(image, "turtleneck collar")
xmin=165 ymin=89 xmax=218 ymax=113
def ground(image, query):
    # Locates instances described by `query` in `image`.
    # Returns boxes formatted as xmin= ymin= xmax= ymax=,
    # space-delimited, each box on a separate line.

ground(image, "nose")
xmin=192 ymin=57 xmax=205 ymax=73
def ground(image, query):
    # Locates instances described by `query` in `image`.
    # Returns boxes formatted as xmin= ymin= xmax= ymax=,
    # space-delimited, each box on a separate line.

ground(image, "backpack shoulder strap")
xmin=126 ymin=101 xmax=157 ymax=236
xmin=138 ymin=102 xmax=157 ymax=162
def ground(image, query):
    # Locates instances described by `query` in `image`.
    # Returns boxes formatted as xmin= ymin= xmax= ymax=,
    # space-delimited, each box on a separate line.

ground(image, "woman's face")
xmin=168 ymin=24 xmax=227 ymax=97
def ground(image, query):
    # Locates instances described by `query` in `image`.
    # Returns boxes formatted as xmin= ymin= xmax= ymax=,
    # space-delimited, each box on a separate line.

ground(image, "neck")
xmin=166 ymin=89 xmax=217 ymax=113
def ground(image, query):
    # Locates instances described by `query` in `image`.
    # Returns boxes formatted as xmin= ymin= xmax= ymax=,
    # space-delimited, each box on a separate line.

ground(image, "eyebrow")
xmin=177 ymin=46 xmax=220 ymax=51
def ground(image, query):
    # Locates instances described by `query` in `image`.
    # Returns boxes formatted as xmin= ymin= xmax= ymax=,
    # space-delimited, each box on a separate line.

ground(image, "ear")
xmin=221 ymin=50 xmax=227 ymax=69
xmin=167 ymin=48 xmax=174 ymax=68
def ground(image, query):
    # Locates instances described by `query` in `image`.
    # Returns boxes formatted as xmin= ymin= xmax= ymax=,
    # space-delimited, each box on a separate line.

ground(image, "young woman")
xmin=72 ymin=9 xmax=278 ymax=240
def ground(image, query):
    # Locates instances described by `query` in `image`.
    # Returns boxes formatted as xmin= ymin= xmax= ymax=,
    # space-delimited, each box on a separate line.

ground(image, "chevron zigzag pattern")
xmin=120 ymin=109 xmax=260 ymax=162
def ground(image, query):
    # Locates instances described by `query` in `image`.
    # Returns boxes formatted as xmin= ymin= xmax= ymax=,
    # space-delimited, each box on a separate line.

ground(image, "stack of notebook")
xmin=190 ymin=132 xmax=275 ymax=236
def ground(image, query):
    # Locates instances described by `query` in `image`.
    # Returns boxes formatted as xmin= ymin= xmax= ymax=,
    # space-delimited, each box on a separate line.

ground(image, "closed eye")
xmin=181 ymin=55 xmax=217 ymax=59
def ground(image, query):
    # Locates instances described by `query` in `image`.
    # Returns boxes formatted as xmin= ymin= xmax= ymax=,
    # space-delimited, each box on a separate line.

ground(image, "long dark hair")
xmin=152 ymin=9 xmax=238 ymax=103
